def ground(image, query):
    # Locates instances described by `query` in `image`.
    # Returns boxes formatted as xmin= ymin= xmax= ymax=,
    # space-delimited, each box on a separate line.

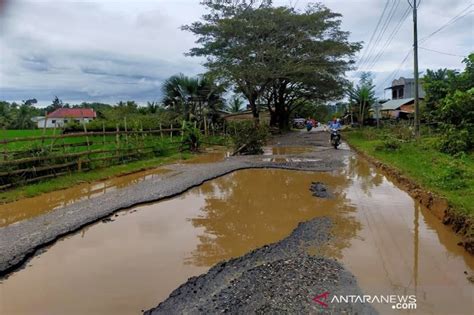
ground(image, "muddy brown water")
xmin=0 ymin=151 xmax=230 ymax=227
xmin=1 ymin=157 xmax=473 ymax=314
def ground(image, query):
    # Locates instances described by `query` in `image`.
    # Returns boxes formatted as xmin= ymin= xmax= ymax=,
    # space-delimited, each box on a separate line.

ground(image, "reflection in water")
xmin=186 ymin=169 xmax=359 ymax=266
xmin=0 ymin=158 xmax=472 ymax=315
xmin=339 ymin=157 xmax=473 ymax=314
xmin=0 ymin=168 xmax=171 ymax=227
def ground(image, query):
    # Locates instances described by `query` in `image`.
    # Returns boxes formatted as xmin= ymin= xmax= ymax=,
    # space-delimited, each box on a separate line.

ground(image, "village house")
xmin=35 ymin=108 xmax=97 ymax=128
xmin=377 ymin=77 xmax=425 ymax=119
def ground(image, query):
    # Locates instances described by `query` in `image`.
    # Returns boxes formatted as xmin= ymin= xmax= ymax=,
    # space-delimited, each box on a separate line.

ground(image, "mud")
xmin=1 ymin=131 xmax=473 ymax=315
xmin=349 ymin=144 xmax=474 ymax=254
xmin=0 ymin=169 xmax=356 ymax=315
xmin=0 ymin=168 xmax=171 ymax=227
xmin=145 ymin=218 xmax=376 ymax=315
xmin=0 ymin=132 xmax=347 ymax=274
xmin=1 ymin=146 xmax=473 ymax=314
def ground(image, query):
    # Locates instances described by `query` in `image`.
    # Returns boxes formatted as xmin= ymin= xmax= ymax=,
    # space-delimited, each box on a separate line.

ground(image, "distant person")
xmin=305 ymin=117 xmax=313 ymax=131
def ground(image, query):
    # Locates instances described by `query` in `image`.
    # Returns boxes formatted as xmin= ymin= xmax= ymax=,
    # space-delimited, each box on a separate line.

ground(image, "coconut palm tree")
xmin=162 ymin=74 xmax=225 ymax=121
xmin=347 ymin=72 xmax=376 ymax=125
xmin=226 ymin=96 xmax=244 ymax=113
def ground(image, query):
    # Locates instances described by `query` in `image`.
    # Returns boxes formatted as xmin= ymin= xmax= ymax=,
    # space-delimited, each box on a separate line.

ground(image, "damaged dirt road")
xmin=0 ymin=131 xmax=473 ymax=315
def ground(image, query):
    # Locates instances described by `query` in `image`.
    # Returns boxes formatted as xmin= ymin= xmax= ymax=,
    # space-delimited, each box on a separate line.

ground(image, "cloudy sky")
xmin=0 ymin=0 xmax=472 ymax=105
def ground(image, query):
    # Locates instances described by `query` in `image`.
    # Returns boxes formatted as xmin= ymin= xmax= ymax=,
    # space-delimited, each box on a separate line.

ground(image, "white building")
xmin=36 ymin=108 xmax=97 ymax=128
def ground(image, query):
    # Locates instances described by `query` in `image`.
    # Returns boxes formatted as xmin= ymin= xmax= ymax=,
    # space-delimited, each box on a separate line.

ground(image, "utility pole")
xmin=410 ymin=0 xmax=421 ymax=137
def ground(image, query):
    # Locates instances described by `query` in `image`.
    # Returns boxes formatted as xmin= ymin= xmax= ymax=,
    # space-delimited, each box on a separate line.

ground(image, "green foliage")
xmin=375 ymin=137 xmax=401 ymax=151
xmin=184 ymin=2 xmax=361 ymax=129
xmin=344 ymin=129 xmax=474 ymax=215
xmin=226 ymin=96 xmax=244 ymax=113
xmin=438 ymin=127 xmax=471 ymax=155
xmin=434 ymin=159 xmax=469 ymax=190
xmin=229 ymin=121 xmax=269 ymax=154
xmin=181 ymin=123 xmax=202 ymax=152
xmin=422 ymin=53 xmax=474 ymax=155
xmin=162 ymin=73 xmax=225 ymax=122
xmin=346 ymin=72 xmax=376 ymax=125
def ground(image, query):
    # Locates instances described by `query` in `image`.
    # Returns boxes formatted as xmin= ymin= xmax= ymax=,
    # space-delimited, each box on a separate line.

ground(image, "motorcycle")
xmin=330 ymin=129 xmax=341 ymax=149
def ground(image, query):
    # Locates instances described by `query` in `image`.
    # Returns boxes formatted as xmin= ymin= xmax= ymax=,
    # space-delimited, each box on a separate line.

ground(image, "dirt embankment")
xmin=145 ymin=217 xmax=377 ymax=315
xmin=350 ymin=146 xmax=473 ymax=254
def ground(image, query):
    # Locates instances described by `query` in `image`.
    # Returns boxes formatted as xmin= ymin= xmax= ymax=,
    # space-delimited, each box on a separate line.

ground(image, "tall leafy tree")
xmin=184 ymin=1 xmax=360 ymax=128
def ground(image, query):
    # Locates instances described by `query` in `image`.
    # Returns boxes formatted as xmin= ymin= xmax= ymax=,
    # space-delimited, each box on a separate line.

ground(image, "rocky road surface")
xmin=145 ymin=217 xmax=377 ymax=314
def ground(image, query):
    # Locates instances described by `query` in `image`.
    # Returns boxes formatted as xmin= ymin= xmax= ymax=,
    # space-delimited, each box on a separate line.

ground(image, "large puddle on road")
xmin=0 ymin=151 xmax=230 ymax=227
xmin=1 ymin=158 xmax=473 ymax=315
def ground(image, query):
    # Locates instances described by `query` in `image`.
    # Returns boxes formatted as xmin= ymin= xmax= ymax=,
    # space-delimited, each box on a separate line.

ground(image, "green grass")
xmin=0 ymin=151 xmax=192 ymax=204
xmin=344 ymin=129 xmax=474 ymax=216
xmin=0 ymin=132 xmax=230 ymax=204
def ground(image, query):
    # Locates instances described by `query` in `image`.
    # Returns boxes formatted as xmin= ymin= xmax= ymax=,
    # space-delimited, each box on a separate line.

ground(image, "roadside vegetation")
xmin=345 ymin=54 xmax=474 ymax=216
xmin=345 ymin=128 xmax=473 ymax=215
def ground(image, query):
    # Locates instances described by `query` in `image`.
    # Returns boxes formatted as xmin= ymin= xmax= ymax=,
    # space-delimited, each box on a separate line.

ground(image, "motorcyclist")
xmin=328 ymin=118 xmax=341 ymax=141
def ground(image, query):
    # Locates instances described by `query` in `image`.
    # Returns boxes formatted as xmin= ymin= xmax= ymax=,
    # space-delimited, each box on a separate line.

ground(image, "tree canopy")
xmin=184 ymin=0 xmax=360 ymax=128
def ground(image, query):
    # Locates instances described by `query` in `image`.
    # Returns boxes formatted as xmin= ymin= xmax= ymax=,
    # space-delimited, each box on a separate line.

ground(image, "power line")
xmin=360 ymin=0 xmax=401 ymax=70
xmin=419 ymin=47 xmax=467 ymax=58
xmin=355 ymin=0 xmax=392 ymax=70
xmin=379 ymin=49 xmax=412 ymax=91
xmin=419 ymin=5 xmax=473 ymax=44
xmin=365 ymin=4 xmax=411 ymax=71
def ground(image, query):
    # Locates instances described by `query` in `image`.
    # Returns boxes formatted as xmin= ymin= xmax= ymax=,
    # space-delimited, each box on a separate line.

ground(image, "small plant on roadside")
xmin=437 ymin=127 xmax=472 ymax=155
xmin=229 ymin=121 xmax=269 ymax=154
xmin=181 ymin=123 xmax=202 ymax=152
xmin=375 ymin=137 xmax=401 ymax=151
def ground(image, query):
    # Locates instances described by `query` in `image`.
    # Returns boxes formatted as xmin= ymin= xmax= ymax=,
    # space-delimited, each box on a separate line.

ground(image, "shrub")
xmin=181 ymin=123 xmax=202 ymax=152
xmin=438 ymin=127 xmax=472 ymax=155
xmin=375 ymin=137 xmax=401 ymax=151
xmin=388 ymin=125 xmax=414 ymax=141
xmin=229 ymin=121 xmax=269 ymax=154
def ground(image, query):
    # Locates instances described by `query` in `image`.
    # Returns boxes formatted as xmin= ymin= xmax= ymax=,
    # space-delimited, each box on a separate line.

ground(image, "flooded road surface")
xmin=0 ymin=168 xmax=171 ymax=227
xmin=0 ymin=150 xmax=229 ymax=227
xmin=1 ymin=158 xmax=473 ymax=315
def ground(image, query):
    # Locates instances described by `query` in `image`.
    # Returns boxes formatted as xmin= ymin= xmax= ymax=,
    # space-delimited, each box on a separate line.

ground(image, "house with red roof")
xmin=37 ymin=108 xmax=97 ymax=128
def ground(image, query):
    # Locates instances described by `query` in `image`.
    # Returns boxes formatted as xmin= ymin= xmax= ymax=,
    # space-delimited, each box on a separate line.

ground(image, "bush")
xmin=229 ymin=121 xmax=269 ymax=154
xmin=181 ymin=123 xmax=202 ymax=152
xmin=438 ymin=127 xmax=472 ymax=155
xmin=387 ymin=125 xmax=414 ymax=141
xmin=375 ymin=137 xmax=401 ymax=151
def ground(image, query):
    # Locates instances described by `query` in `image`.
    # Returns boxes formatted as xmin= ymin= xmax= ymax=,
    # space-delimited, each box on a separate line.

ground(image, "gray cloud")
xmin=0 ymin=0 xmax=472 ymax=104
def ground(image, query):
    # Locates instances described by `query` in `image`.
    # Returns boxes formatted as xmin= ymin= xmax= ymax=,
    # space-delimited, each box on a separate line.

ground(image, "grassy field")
xmin=0 ymin=151 xmax=192 ymax=204
xmin=344 ymin=128 xmax=474 ymax=216
xmin=0 ymin=129 xmax=229 ymax=203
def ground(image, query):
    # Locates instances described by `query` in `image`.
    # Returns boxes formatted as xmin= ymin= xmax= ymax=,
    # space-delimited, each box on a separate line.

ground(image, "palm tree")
xmin=226 ymin=96 xmax=244 ymax=113
xmin=162 ymin=74 xmax=225 ymax=121
xmin=347 ymin=72 xmax=376 ymax=125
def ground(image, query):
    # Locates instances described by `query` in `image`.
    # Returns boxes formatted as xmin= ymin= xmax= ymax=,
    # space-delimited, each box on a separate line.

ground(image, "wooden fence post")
xmin=204 ymin=117 xmax=208 ymax=136
xmin=170 ymin=124 xmax=173 ymax=141
xmin=102 ymin=122 xmax=106 ymax=147
xmin=124 ymin=117 xmax=129 ymax=146
xmin=160 ymin=123 xmax=163 ymax=139
xmin=181 ymin=120 xmax=186 ymax=142
xmin=116 ymin=123 xmax=120 ymax=164
xmin=41 ymin=110 xmax=47 ymax=146
xmin=2 ymin=127 xmax=7 ymax=161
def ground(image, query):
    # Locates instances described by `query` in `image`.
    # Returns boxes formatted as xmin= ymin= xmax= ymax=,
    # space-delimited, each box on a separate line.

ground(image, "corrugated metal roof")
xmin=380 ymin=98 xmax=414 ymax=111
